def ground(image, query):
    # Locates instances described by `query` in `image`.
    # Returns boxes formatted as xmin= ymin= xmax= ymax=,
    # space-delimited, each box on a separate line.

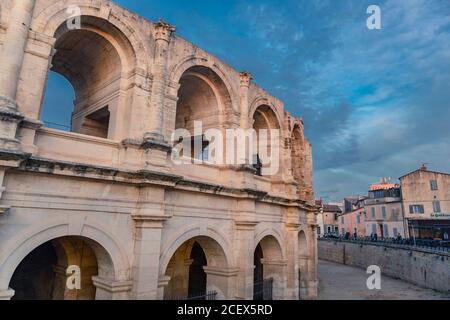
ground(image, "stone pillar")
xmin=285 ymin=223 xmax=300 ymax=299
xmin=239 ymin=72 xmax=253 ymax=166
xmin=145 ymin=20 xmax=176 ymax=143
xmin=157 ymin=275 xmax=171 ymax=300
xmin=204 ymin=266 xmax=239 ymax=300
xmin=0 ymin=288 xmax=15 ymax=300
xmin=306 ymin=211 xmax=318 ymax=299
xmin=131 ymin=214 xmax=166 ymax=300
xmin=239 ymin=72 xmax=252 ymax=130
xmin=261 ymin=259 xmax=287 ymax=300
xmin=234 ymin=220 xmax=257 ymax=300
xmin=92 ymin=277 xmax=132 ymax=300
xmin=298 ymin=254 xmax=309 ymax=299
xmin=0 ymin=0 xmax=36 ymax=150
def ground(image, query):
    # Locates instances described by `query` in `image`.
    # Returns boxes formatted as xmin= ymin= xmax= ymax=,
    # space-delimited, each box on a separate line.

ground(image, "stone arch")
xmin=254 ymin=227 xmax=285 ymax=260
xmin=253 ymin=230 xmax=286 ymax=300
xmin=0 ymin=218 xmax=130 ymax=293
xmin=169 ymin=56 xmax=237 ymax=112
xmin=160 ymin=225 xmax=233 ymax=299
xmin=298 ymin=229 xmax=309 ymax=299
xmin=249 ymin=97 xmax=283 ymax=131
xmin=159 ymin=225 xmax=232 ymax=275
xmin=251 ymin=102 xmax=283 ymax=176
xmin=31 ymin=1 xmax=149 ymax=68
xmin=37 ymin=12 xmax=141 ymax=138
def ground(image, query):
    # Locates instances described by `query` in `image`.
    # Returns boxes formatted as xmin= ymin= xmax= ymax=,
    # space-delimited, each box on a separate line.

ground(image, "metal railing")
xmin=319 ymin=236 xmax=450 ymax=253
xmin=253 ymin=278 xmax=273 ymax=300
xmin=167 ymin=290 xmax=218 ymax=301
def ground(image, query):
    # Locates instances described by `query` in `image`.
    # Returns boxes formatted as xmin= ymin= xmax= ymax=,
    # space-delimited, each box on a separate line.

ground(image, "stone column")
xmin=234 ymin=220 xmax=257 ymax=300
xmin=204 ymin=266 xmax=239 ymax=300
xmin=298 ymin=254 xmax=309 ymax=299
xmin=0 ymin=288 xmax=15 ymax=300
xmin=92 ymin=277 xmax=132 ymax=300
xmin=145 ymin=20 xmax=176 ymax=143
xmin=239 ymin=72 xmax=252 ymax=130
xmin=239 ymin=72 xmax=253 ymax=166
xmin=306 ymin=211 xmax=318 ymax=299
xmin=131 ymin=214 xmax=167 ymax=300
xmin=0 ymin=0 xmax=36 ymax=150
xmin=261 ymin=259 xmax=287 ymax=300
xmin=285 ymin=223 xmax=300 ymax=299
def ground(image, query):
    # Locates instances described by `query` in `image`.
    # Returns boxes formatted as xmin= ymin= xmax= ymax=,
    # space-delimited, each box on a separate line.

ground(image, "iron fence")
xmin=253 ymin=278 xmax=273 ymax=300
xmin=319 ymin=236 xmax=450 ymax=253
xmin=167 ymin=290 xmax=218 ymax=301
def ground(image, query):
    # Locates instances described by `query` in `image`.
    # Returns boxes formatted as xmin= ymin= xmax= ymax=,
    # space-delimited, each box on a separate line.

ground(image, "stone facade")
xmin=0 ymin=0 xmax=317 ymax=300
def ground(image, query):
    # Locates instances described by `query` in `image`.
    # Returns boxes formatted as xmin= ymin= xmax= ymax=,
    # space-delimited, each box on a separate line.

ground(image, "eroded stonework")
xmin=0 ymin=0 xmax=318 ymax=300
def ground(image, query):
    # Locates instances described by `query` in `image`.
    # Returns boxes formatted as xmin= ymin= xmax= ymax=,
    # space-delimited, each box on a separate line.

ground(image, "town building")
xmin=317 ymin=201 xmax=341 ymax=236
xmin=339 ymin=197 xmax=366 ymax=238
xmin=400 ymin=165 xmax=450 ymax=240
xmin=0 ymin=0 xmax=318 ymax=300
xmin=364 ymin=179 xmax=405 ymax=238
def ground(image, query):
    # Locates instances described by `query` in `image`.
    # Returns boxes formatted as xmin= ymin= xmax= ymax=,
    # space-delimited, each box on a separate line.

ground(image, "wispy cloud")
xmin=46 ymin=0 xmax=450 ymax=201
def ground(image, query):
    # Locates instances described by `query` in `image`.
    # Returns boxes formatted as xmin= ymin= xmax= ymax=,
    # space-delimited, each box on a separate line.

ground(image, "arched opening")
xmin=163 ymin=236 xmax=229 ymax=300
xmin=174 ymin=66 xmax=232 ymax=162
xmin=40 ymin=16 xmax=134 ymax=139
xmin=298 ymin=231 xmax=309 ymax=299
xmin=253 ymin=235 xmax=284 ymax=300
xmin=252 ymin=105 xmax=281 ymax=176
xmin=187 ymin=242 xmax=207 ymax=298
xmin=253 ymin=243 xmax=264 ymax=300
xmin=8 ymin=236 xmax=112 ymax=300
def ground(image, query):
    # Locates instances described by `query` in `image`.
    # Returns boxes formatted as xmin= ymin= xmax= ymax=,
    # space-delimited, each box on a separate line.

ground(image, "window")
xmin=371 ymin=207 xmax=376 ymax=219
xmin=384 ymin=224 xmax=389 ymax=238
xmin=430 ymin=180 xmax=438 ymax=191
xmin=342 ymin=228 xmax=345 ymax=236
xmin=433 ymin=201 xmax=441 ymax=213
xmin=334 ymin=227 xmax=339 ymax=234
xmin=393 ymin=228 xmax=398 ymax=237
xmin=381 ymin=206 xmax=386 ymax=218
xmin=317 ymin=227 xmax=321 ymax=235
xmin=327 ymin=226 xmax=331 ymax=233
xmin=357 ymin=215 xmax=361 ymax=224
xmin=372 ymin=224 xmax=377 ymax=234
xmin=409 ymin=205 xmax=425 ymax=214
xmin=391 ymin=208 xmax=398 ymax=220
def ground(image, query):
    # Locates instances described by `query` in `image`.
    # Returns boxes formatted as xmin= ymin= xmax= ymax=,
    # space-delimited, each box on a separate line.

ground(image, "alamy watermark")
xmin=366 ymin=265 xmax=381 ymax=290
xmin=171 ymin=121 xmax=281 ymax=176
xmin=367 ymin=5 xmax=382 ymax=30
xmin=66 ymin=265 xmax=81 ymax=290
xmin=66 ymin=5 xmax=81 ymax=30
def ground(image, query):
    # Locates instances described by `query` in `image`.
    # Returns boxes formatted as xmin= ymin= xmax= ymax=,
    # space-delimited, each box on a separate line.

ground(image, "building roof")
xmin=369 ymin=183 xmax=400 ymax=191
xmin=322 ymin=204 xmax=342 ymax=213
xmin=399 ymin=165 xmax=450 ymax=180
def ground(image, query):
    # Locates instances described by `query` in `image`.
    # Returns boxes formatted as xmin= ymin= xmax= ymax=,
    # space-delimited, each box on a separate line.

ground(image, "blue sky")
xmin=43 ymin=0 xmax=450 ymax=201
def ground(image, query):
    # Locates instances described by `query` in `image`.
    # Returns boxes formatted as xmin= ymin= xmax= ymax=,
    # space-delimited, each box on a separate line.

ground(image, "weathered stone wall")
xmin=318 ymin=239 xmax=450 ymax=293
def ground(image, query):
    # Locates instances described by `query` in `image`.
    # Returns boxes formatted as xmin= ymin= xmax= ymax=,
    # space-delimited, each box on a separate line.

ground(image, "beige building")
xmin=317 ymin=202 xmax=341 ymax=236
xmin=0 ymin=0 xmax=318 ymax=300
xmin=401 ymin=165 xmax=450 ymax=240
xmin=364 ymin=180 xmax=405 ymax=238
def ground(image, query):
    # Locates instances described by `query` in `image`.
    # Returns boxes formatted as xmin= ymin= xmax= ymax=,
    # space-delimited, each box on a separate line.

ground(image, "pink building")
xmin=339 ymin=198 xmax=366 ymax=237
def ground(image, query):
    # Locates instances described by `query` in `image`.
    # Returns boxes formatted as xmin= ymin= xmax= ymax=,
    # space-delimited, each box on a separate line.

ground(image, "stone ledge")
xmin=4 ymin=151 xmax=313 ymax=209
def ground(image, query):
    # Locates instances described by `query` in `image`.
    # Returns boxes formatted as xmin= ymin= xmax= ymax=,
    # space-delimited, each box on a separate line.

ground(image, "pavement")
xmin=317 ymin=259 xmax=450 ymax=300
